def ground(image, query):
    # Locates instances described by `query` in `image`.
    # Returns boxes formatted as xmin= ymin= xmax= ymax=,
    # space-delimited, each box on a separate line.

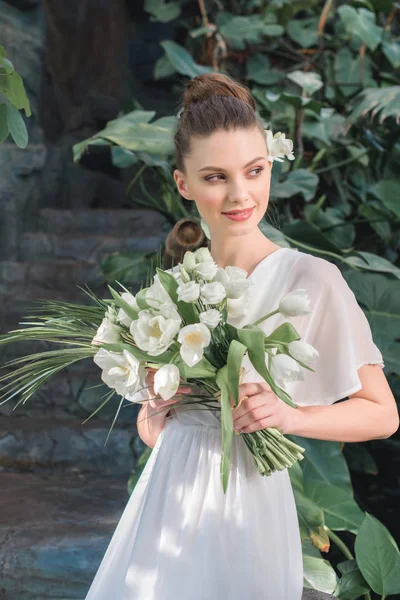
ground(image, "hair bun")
xmin=182 ymin=73 xmax=256 ymax=111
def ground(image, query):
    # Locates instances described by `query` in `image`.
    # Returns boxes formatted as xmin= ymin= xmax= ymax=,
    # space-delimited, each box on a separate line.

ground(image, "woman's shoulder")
xmin=286 ymin=247 xmax=341 ymax=280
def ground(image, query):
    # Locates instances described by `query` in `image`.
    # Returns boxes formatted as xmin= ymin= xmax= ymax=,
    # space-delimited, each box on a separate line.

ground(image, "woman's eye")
xmin=205 ymin=167 xmax=263 ymax=183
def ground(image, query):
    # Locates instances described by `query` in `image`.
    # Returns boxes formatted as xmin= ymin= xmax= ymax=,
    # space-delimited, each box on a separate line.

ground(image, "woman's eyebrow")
xmin=197 ymin=156 xmax=266 ymax=172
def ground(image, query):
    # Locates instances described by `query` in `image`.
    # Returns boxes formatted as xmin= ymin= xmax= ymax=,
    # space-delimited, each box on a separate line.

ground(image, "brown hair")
xmin=174 ymin=73 xmax=265 ymax=172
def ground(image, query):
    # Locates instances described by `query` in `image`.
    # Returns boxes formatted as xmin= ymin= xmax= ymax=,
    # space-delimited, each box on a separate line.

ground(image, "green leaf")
xmin=0 ymin=46 xmax=14 ymax=74
xmin=246 ymin=54 xmax=281 ymax=85
xmin=101 ymin=251 xmax=157 ymax=285
xmin=291 ymin=485 xmax=330 ymax=551
xmin=0 ymin=103 xmax=9 ymax=144
xmin=156 ymin=267 xmax=198 ymax=324
xmin=135 ymin=287 xmax=151 ymax=311
xmin=264 ymin=322 xmax=300 ymax=345
xmin=237 ymin=326 xmax=297 ymax=408
xmin=6 ymin=104 xmax=28 ymax=148
xmin=264 ymin=90 xmax=322 ymax=114
xmin=343 ymin=443 xmax=378 ymax=475
xmin=303 ymin=554 xmax=338 ymax=594
xmin=334 ymin=48 xmax=376 ymax=98
xmin=0 ymin=69 xmax=31 ymax=116
xmin=369 ymin=179 xmax=400 ymax=218
xmin=334 ymin=559 xmax=371 ymax=600
xmin=217 ymin=12 xmax=283 ymax=50
xmin=272 ymin=169 xmax=319 ymax=202
xmin=349 ymin=86 xmax=400 ymax=125
xmin=282 ymin=220 xmax=343 ymax=255
xmin=153 ymin=53 xmax=177 ymax=80
xmin=160 ymin=40 xmax=214 ymax=78
xmin=382 ymin=40 xmax=400 ymax=68
xmin=111 ymin=147 xmax=138 ymax=169
xmin=337 ymin=6 xmax=383 ymax=51
xmin=107 ymin=285 xmax=139 ymax=321
xmin=287 ymin=70 xmax=323 ymax=96
xmin=355 ymin=513 xmax=400 ymax=595
xmin=215 ymin=365 xmax=234 ymax=494
xmin=172 ymin=354 xmax=217 ymax=379
xmin=345 ymin=251 xmax=400 ymax=279
xmin=100 ymin=341 xmax=174 ymax=364
xmin=258 ymin=220 xmax=291 ymax=247
xmin=291 ymin=436 xmax=354 ymax=494
xmin=287 ymin=17 xmax=319 ymax=48
xmin=144 ymin=0 xmax=181 ymax=23
xmin=304 ymin=479 xmax=365 ymax=534
xmin=226 ymin=340 xmax=248 ymax=407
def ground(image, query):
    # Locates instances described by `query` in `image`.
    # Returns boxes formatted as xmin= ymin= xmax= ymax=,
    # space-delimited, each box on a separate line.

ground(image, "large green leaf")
xmin=303 ymin=555 xmax=338 ymax=594
xmin=217 ymin=12 xmax=283 ymax=50
xmin=349 ymin=86 xmax=400 ymax=125
xmin=258 ymin=220 xmax=291 ymax=247
xmin=264 ymin=90 xmax=322 ymax=114
xmin=355 ymin=513 xmax=400 ymax=596
xmin=291 ymin=436 xmax=353 ymax=494
xmin=334 ymin=559 xmax=371 ymax=600
xmin=304 ymin=206 xmax=356 ymax=249
xmin=382 ymin=40 xmax=400 ymax=69
xmin=0 ymin=103 xmax=9 ymax=144
xmin=337 ymin=6 xmax=383 ymax=51
xmin=304 ymin=479 xmax=365 ymax=534
xmin=345 ymin=251 xmax=400 ymax=279
xmin=272 ymin=169 xmax=319 ymax=202
xmin=287 ymin=17 xmax=319 ymax=48
xmin=287 ymin=71 xmax=323 ymax=96
xmin=334 ymin=48 xmax=376 ymax=97
xmin=293 ymin=486 xmax=330 ymax=550
xmin=144 ymin=0 xmax=181 ymax=23
xmin=246 ymin=54 xmax=281 ymax=85
xmin=0 ymin=67 xmax=31 ymax=116
xmin=226 ymin=340 xmax=248 ymax=407
xmin=6 ymin=103 xmax=28 ymax=148
xmin=160 ymin=41 xmax=213 ymax=78
xmin=369 ymin=179 xmax=400 ymax=218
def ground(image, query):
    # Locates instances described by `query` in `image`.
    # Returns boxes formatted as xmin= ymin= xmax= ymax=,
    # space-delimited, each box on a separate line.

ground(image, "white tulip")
xmin=279 ymin=289 xmax=311 ymax=317
xmin=194 ymin=260 xmax=219 ymax=281
xmin=130 ymin=305 xmax=181 ymax=356
xmin=288 ymin=340 xmax=319 ymax=366
xmin=200 ymin=281 xmax=227 ymax=305
xmin=93 ymin=348 xmax=146 ymax=400
xmin=226 ymin=288 xmax=251 ymax=319
xmin=92 ymin=312 xmax=122 ymax=346
xmin=199 ymin=308 xmax=222 ymax=330
xmin=265 ymin=130 xmax=295 ymax=163
xmin=270 ymin=353 xmax=305 ymax=388
xmin=194 ymin=247 xmax=212 ymax=262
xmin=177 ymin=280 xmax=200 ymax=303
xmin=214 ymin=265 xmax=250 ymax=299
xmin=117 ymin=292 xmax=139 ymax=328
xmin=179 ymin=265 xmax=191 ymax=283
xmin=146 ymin=275 xmax=175 ymax=310
xmin=183 ymin=251 xmax=196 ymax=273
xmin=154 ymin=364 xmax=181 ymax=401
xmin=177 ymin=323 xmax=211 ymax=367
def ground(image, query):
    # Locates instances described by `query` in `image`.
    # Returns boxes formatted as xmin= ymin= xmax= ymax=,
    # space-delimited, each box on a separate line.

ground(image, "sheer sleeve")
xmin=285 ymin=255 xmax=385 ymax=407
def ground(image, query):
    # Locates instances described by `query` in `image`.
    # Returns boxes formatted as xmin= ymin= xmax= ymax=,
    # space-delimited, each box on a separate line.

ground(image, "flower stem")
xmin=254 ymin=308 xmax=279 ymax=327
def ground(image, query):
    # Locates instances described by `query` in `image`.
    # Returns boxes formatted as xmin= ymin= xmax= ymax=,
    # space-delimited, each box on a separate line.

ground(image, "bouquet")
xmin=0 ymin=247 xmax=318 ymax=493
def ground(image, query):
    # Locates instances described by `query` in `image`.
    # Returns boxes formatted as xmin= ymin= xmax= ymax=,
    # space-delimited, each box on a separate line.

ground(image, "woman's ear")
xmin=173 ymin=169 xmax=192 ymax=200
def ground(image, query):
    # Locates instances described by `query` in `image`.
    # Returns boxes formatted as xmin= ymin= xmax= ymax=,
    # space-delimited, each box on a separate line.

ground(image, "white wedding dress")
xmin=84 ymin=247 xmax=384 ymax=600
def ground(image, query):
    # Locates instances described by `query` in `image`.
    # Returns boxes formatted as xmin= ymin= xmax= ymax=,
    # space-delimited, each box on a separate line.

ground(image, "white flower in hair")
xmin=265 ymin=130 xmax=295 ymax=163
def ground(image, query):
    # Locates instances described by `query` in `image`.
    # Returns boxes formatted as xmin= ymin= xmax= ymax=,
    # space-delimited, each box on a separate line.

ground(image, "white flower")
xmin=93 ymin=348 xmax=146 ymax=400
xmin=146 ymin=275 xmax=176 ymax=310
xmin=199 ymin=308 xmax=222 ymax=330
xmin=227 ymin=288 xmax=251 ymax=319
xmin=288 ymin=340 xmax=319 ymax=366
xmin=117 ymin=292 xmax=139 ymax=328
xmin=92 ymin=312 xmax=122 ymax=346
xmin=265 ymin=130 xmax=295 ymax=163
xmin=194 ymin=260 xmax=219 ymax=281
xmin=130 ymin=305 xmax=181 ymax=356
xmin=183 ymin=251 xmax=196 ymax=273
xmin=179 ymin=265 xmax=191 ymax=283
xmin=194 ymin=247 xmax=212 ymax=262
xmin=200 ymin=281 xmax=227 ymax=305
xmin=270 ymin=353 xmax=305 ymax=388
xmin=279 ymin=289 xmax=311 ymax=317
xmin=177 ymin=280 xmax=200 ymax=303
xmin=154 ymin=364 xmax=181 ymax=401
xmin=177 ymin=323 xmax=211 ymax=367
xmin=214 ymin=266 xmax=250 ymax=299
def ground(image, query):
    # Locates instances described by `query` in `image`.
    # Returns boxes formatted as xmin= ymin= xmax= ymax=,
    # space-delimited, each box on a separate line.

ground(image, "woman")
xmin=85 ymin=72 xmax=398 ymax=600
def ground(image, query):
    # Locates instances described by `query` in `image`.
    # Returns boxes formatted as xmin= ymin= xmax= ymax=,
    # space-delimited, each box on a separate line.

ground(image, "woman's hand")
xmin=232 ymin=382 xmax=297 ymax=435
xmin=145 ymin=367 xmax=192 ymax=410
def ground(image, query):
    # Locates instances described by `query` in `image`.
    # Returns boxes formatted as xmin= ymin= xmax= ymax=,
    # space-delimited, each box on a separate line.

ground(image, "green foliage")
xmin=0 ymin=44 xmax=31 ymax=147
xmin=72 ymin=3 xmax=400 ymax=593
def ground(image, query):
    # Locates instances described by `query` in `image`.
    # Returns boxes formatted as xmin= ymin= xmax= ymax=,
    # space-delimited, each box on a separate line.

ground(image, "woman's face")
xmin=173 ymin=126 xmax=271 ymax=240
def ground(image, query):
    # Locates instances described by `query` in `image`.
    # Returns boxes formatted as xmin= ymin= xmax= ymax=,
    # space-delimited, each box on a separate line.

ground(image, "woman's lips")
xmin=222 ymin=207 xmax=255 ymax=221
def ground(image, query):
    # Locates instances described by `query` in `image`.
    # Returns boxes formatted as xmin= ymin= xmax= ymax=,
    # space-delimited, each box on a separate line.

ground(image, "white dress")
xmin=84 ymin=247 xmax=384 ymax=600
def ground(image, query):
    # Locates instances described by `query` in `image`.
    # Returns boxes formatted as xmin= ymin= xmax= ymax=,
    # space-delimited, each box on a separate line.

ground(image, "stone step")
xmin=38 ymin=207 xmax=169 ymax=236
xmin=0 ymin=470 xmax=129 ymax=599
xmin=0 ymin=469 xmax=339 ymax=600
xmin=20 ymin=232 xmax=165 ymax=262
xmin=0 ymin=414 xmax=141 ymax=476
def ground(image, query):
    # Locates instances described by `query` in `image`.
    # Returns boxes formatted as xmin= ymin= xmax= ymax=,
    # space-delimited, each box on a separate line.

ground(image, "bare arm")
xmin=136 ymin=402 xmax=172 ymax=449
xmin=289 ymin=364 xmax=399 ymax=442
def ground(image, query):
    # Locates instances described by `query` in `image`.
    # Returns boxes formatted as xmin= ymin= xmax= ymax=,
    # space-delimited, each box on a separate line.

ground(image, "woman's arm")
xmin=288 ymin=364 xmax=399 ymax=442
xmin=136 ymin=402 xmax=171 ymax=449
